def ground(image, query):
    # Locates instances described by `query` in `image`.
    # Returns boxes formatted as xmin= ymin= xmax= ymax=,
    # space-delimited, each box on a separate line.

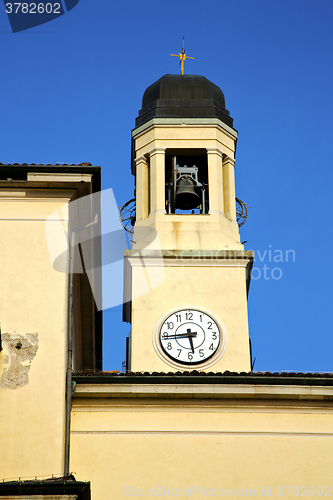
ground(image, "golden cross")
xmin=171 ymin=38 xmax=194 ymax=75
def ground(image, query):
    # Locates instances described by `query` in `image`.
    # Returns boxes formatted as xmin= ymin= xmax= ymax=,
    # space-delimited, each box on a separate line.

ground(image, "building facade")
xmin=1 ymin=76 xmax=332 ymax=500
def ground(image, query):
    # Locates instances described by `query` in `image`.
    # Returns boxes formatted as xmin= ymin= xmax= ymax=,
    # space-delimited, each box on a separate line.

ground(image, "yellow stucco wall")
xmin=0 ymin=189 xmax=71 ymax=479
xmin=128 ymin=256 xmax=251 ymax=373
xmin=71 ymin=387 xmax=333 ymax=500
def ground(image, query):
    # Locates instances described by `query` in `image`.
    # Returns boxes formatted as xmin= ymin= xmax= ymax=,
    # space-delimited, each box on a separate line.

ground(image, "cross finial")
xmin=171 ymin=38 xmax=194 ymax=75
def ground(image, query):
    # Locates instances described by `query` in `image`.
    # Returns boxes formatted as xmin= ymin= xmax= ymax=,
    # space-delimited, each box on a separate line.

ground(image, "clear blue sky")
xmin=1 ymin=0 xmax=333 ymax=373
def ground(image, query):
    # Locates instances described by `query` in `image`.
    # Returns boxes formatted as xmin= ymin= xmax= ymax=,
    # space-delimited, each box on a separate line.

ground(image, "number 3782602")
xmin=5 ymin=3 xmax=61 ymax=14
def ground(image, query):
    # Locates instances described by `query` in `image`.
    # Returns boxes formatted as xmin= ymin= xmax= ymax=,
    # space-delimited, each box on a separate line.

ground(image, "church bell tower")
xmin=123 ymin=74 xmax=253 ymax=373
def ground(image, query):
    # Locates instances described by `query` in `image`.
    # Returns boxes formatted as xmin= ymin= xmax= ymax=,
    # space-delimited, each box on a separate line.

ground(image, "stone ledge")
xmin=124 ymin=249 xmax=254 ymax=260
xmin=73 ymin=382 xmax=333 ymax=401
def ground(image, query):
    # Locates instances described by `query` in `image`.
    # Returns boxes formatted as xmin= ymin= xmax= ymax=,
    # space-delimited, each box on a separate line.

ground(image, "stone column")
xmin=207 ymin=148 xmax=224 ymax=215
xmin=149 ymin=148 xmax=166 ymax=215
xmin=222 ymin=155 xmax=236 ymax=221
xmin=135 ymin=156 xmax=149 ymax=221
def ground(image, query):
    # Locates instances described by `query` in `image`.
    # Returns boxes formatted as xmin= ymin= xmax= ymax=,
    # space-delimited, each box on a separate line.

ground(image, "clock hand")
xmin=165 ymin=332 xmax=197 ymax=340
xmin=188 ymin=335 xmax=194 ymax=353
xmin=185 ymin=328 xmax=196 ymax=353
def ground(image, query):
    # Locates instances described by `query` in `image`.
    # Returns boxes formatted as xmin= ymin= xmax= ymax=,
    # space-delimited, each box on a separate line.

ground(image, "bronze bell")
xmin=175 ymin=175 xmax=201 ymax=210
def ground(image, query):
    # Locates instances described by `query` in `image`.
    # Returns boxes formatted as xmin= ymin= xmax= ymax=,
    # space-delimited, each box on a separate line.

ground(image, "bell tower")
xmin=124 ymin=74 xmax=253 ymax=373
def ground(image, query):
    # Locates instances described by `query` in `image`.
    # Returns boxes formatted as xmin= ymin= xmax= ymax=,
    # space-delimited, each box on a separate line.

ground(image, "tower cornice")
xmin=132 ymin=117 xmax=238 ymax=142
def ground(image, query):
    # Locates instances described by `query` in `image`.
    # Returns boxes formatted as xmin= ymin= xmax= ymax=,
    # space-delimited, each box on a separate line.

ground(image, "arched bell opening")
xmin=165 ymin=149 xmax=208 ymax=214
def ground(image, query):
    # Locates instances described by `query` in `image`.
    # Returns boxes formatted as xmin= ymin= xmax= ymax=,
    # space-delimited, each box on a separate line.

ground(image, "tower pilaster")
xmin=148 ymin=148 xmax=166 ymax=216
xmin=135 ymin=155 xmax=149 ymax=221
xmin=222 ymin=155 xmax=237 ymax=222
xmin=207 ymin=147 xmax=224 ymax=215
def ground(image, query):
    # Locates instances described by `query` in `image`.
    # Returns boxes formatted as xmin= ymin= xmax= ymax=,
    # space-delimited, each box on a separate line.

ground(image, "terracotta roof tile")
xmin=73 ymin=370 xmax=333 ymax=378
xmin=72 ymin=370 xmax=333 ymax=387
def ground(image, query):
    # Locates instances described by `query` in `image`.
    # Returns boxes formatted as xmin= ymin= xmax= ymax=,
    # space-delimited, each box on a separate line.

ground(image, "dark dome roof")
xmin=135 ymin=74 xmax=233 ymax=128
xmin=142 ymin=75 xmax=226 ymax=108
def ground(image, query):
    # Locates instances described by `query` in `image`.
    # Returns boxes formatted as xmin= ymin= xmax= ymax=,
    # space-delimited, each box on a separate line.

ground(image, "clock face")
xmin=159 ymin=309 xmax=221 ymax=365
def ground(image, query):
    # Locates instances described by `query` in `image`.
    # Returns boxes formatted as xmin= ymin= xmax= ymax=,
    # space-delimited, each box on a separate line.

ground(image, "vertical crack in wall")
xmin=0 ymin=333 xmax=39 ymax=389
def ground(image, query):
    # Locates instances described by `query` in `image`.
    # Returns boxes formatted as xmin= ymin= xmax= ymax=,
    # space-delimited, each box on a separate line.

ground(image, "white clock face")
xmin=159 ymin=309 xmax=221 ymax=365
